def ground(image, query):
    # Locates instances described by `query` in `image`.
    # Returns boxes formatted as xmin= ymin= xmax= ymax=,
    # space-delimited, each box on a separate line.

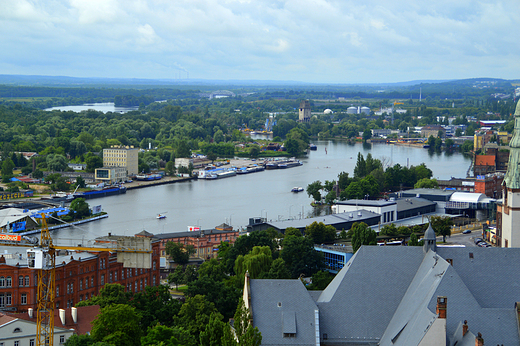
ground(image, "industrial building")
xmin=102 ymin=145 xmax=139 ymax=177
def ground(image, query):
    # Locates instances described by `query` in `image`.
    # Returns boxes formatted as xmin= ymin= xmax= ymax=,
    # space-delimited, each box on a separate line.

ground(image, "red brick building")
xmin=0 ymin=240 xmax=160 ymax=313
xmin=152 ymin=224 xmax=239 ymax=268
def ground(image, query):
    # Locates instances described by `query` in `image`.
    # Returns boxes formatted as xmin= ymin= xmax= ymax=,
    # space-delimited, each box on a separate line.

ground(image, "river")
xmin=47 ymin=141 xmax=471 ymax=246
xmin=45 ymin=102 xmax=138 ymax=113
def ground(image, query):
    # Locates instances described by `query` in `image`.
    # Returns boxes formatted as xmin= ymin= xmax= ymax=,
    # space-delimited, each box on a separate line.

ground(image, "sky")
xmin=1 ymin=0 xmax=519 ymax=84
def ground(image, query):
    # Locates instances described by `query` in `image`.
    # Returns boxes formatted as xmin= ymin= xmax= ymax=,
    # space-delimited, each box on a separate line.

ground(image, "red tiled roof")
xmin=0 ymin=312 xmax=17 ymax=326
xmin=6 ymin=305 xmax=100 ymax=335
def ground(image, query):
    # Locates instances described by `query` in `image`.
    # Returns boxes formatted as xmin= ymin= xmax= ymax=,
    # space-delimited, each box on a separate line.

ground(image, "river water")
xmin=45 ymin=103 xmax=138 ymax=113
xmin=49 ymin=141 xmax=471 ymax=245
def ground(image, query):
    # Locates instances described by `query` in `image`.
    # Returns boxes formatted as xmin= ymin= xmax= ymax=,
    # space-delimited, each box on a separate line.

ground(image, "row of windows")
xmin=0 ymin=292 xmax=29 ymax=306
xmin=0 ymin=276 xmax=32 ymax=288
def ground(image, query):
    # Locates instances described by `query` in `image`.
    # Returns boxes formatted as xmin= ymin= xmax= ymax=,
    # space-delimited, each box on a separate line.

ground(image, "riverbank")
xmin=125 ymin=176 xmax=193 ymax=190
xmin=19 ymin=213 xmax=109 ymax=236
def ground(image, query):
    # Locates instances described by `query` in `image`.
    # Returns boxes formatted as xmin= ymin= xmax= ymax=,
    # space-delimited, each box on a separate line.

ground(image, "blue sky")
xmin=1 ymin=0 xmax=519 ymax=83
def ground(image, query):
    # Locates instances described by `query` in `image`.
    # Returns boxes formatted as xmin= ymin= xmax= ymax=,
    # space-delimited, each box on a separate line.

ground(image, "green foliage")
xmin=85 ymin=154 xmax=103 ymax=173
xmin=266 ymin=258 xmax=291 ymax=279
xmin=141 ymin=324 xmax=196 ymax=346
xmin=380 ymin=223 xmax=399 ymax=237
xmin=430 ymin=216 xmax=453 ymax=242
xmin=308 ymin=270 xmax=334 ymax=290
xmin=234 ymin=246 xmax=273 ymax=279
xmin=306 ymin=180 xmax=323 ymax=202
xmin=223 ymin=231 xmax=276 ymax=275
xmin=305 ymin=221 xmax=337 ymax=244
xmin=174 ymin=295 xmax=222 ymax=339
xmin=199 ymin=312 xmax=228 ymax=346
xmin=1 ymin=158 xmax=15 ymax=179
xmin=461 ymin=140 xmax=474 ymax=153
xmin=70 ymin=197 xmax=91 ymax=218
xmin=165 ymin=241 xmax=195 ymax=266
xmin=77 ymin=283 xmax=130 ymax=308
xmin=168 ymin=265 xmax=185 ymax=289
xmin=223 ymin=298 xmax=262 ymax=346
xmin=284 ymin=227 xmax=302 ymax=237
xmin=414 ymin=178 xmax=438 ymax=189
xmin=130 ymin=285 xmax=182 ymax=329
xmin=91 ymin=304 xmax=142 ymax=346
xmin=281 ymin=235 xmax=324 ymax=278
xmin=408 ymin=232 xmax=421 ymax=246
xmin=349 ymin=222 xmax=377 ymax=253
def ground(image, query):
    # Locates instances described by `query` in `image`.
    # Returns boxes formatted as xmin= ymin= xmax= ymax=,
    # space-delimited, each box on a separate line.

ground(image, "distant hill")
xmin=0 ymin=74 xmax=511 ymax=89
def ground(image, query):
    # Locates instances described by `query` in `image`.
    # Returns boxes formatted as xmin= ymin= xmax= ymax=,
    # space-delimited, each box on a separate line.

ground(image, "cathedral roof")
xmin=503 ymin=101 xmax=520 ymax=189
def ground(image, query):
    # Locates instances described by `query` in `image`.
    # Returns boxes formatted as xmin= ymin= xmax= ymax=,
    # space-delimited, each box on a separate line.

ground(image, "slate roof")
xmin=250 ymin=279 xmax=318 ymax=346
xmin=335 ymin=199 xmax=396 ymax=207
xmin=394 ymin=197 xmax=436 ymax=212
xmin=249 ymin=245 xmax=520 ymax=345
xmin=264 ymin=210 xmax=381 ymax=231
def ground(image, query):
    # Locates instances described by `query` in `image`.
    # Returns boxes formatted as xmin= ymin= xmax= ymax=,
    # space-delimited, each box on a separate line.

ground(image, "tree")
xmin=380 ymin=223 xmax=399 ymax=237
xmin=63 ymin=334 xmax=95 ymax=346
xmin=414 ymin=178 xmax=438 ymax=189
xmin=141 ymin=324 xmax=196 ymax=346
xmin=224 ymin=298 xmax=262 ymax=346
xmin=308 ymin=270 xmax=334 ymax=290
xmin=305 ymin=222 xmax=336 ymax=244
xmin=166 ymin=161 xmax=176 ymax=175
xmin=77 ymin=283 xmax=130 ymax=308
xmin=70 ymin=198 xmax=91 ymax=218
xmin=266 ymin=258 xmax=291 ymax=279
xmin=430 ymin=216 xmax=453 ymax=242
xmin=306 ymin=180 xmax=323 ymax=202
xmin=165 ymin=241 xmax=195 ymax=266
xmin=168 ymin=265 xmax=185 ymax=290
xmin=85 ymin=154 xmax=103 ymax=173
xmin=199 ymin=312 xmax=227 ymax=346
xmin=32 ymin=168 xmax=43 ymax=179
xmin=46 ymin=154 xmax=68 ymax=171
xmin=281 ymin=236 xmax=324 ymax=278
xmin=408 ymin=232 xmax=421 ymax=246
xmin=234 ymin=246 xmax=273 ymax=279
xmin=130 ymin=285 xmax=182 ymax=329
xmin=1 ymin=158 xmax=15 ymax=180
xmin=91 ymin=304 xmax=142 ymax=346
xmin=174 ymin=294 xmax=222 ymax=339
xmin=75 ymin=175 xmax=86 ymax=188
xmin=354 ymin=152 xmax=366 ymax=178
xmin=349 ymin=222 xmax=377 ymax=253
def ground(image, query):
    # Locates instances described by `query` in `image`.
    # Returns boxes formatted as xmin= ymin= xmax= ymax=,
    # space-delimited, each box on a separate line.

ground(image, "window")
xmin=60 ymin=335 xmax=65 ymax=344
xmin=6 ymin=293 xmax=11 ymax=306
xmin=56 ymin=286 xmax=59 ymax=296
xmin=85 ymin=279 xmax=88 ymax=289
xmin=121 ymin=270 xmax=124 ymax=280
xmin=134 ymin=281 xmax=137 ymax=291
xmin=21 ymin=293 xmax=27 ymax=305
xmin=91 ymin=276 xmax=94 ymax=287
xmin=30 ymin=339 xmax=35 ymax=346
xmin=79 ymin=280 xmax=83 ymax=291
xmin=109 ymin=272 xmax=112 ymax=283
xmin=25 ymin=276 xmax=30 ymax=286
xmin=114 ymin=271 xmax=117 ymax=282
xmin=14 ymin=341 xmax=19 ymax=346
xmin=19 ymin=276 xmax=24 ymax=287
xmin=13 ymin=327 xmax=21 ymax=333
xmin=101 ymin=274 xmax=105 ymax=286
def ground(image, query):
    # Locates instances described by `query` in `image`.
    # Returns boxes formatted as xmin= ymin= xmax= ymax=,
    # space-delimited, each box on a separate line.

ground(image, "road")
xmin=442 ymin=229 xmax=487 ymax=247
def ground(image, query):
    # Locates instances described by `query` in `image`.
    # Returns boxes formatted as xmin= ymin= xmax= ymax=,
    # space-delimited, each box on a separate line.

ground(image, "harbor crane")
xmin=0 ymin=214 xmax=152 ymax=346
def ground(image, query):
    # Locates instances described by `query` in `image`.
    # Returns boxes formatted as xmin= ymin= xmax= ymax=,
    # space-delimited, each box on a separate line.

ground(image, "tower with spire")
xmin=499 ymin=100 xmax=520 ymax=247
xmin=423 ymin=222 xmax=437 ymax=253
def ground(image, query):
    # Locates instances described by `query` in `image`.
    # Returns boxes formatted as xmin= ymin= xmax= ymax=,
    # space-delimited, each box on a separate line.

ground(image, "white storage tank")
xmin=361 ymin=106 xmax=371 ymax=114
xmin=347 ymin=106 xmax=357 ymax=114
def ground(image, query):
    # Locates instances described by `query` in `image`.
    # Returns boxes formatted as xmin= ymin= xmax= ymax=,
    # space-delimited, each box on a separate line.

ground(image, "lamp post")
xmin=229 ymin=214 xmax=234 ymax=228
xmin=289 ymin=205 xmax=295 ymax=219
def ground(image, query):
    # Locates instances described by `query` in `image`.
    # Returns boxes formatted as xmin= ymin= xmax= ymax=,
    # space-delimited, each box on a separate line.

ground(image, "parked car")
xmin=474 ymin=238 xmax=483 ymax=244
xmin=478 ymin=242 xmax=488 ymax=247
xmin=462 ymin=230 xmax=471 ymax=234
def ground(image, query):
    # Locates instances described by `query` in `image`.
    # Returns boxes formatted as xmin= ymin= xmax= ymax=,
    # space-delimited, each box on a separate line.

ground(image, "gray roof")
xmin=265 ymin=210 xmax=380 ymax=231
xmin=153 ymin=228 xmax=237 ymax=240
xmin=250 ymin=245 xmax=520 ymax=345
xmin=394 ymin=197 xmax=436 ymax=212
xmin=250 ymin=279 xmax=318 ymax=346
xmin=335 ymin=199 xmax=396 ymax=207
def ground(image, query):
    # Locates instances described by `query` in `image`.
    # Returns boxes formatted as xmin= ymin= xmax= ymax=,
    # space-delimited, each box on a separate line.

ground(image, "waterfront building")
xmin=152 ymin=227 xmax=239 ymax=269
xmin=246 ymin=229 xmax=520 ymax=345
xmin=0 ymin=239 xmax=160 ymax=313
xmin=420 ymin=124 xmax=446 ymax=138
xmin=298 ymin=100 xmax=311 ymax=122
xmin=498 ymin=100 xmax=520 ymax=248
xmin=94 ymin=166 xmax=127 ymax=184
xmin=102 ymin=145 xmax=139 ymax=177
xmin=437 ymin=173 xmax=504 ymax=199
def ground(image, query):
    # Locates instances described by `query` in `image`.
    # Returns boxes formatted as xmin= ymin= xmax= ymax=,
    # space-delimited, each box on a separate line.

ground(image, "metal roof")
xmin=449 ymin=192 xmax=487 ymax=203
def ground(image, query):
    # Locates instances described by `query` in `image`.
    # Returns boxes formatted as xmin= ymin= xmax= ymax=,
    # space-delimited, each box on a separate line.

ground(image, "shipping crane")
xmin=1 ymin=214 xmax=152 ymax=346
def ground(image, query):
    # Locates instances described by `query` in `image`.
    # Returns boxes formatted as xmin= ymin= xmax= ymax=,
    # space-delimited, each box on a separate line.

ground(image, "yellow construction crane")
xmin=1 ymin=214 xmax=153 ymax=346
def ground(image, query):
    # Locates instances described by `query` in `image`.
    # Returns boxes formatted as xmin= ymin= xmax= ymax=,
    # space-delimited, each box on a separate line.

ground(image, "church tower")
xmin=423 ymin=222 xmax=437 ymax=253
xmin=500 ymin=100 xmax=520 ymax=247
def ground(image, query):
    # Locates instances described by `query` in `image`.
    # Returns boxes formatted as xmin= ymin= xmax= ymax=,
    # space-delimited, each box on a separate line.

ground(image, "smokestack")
xmin=475 ymin=332 xmax=484 ymax=346
xmin=59 ymin=309 xmax=66 ymax=325
xmin=71 ymin=307 xmax=77 ymax=323
xmin=28 ymin=308 xmax=33 ymax=318
xmin=436 ymin=296 xmax=447 ymax=319
xmin=463 ymin=320 xmax=468 ymax=336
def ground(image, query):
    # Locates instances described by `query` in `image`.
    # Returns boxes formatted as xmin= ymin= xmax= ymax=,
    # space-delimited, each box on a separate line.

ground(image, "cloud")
xmin=0 ymin=0 xmax=519 ymax=82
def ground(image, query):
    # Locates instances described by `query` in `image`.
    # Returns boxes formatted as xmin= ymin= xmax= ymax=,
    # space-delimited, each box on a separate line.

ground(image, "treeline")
xmin=114 ymin=95 xmax=155 ymax=107
xmin=306 ymin=153 xmax=436 ymax=203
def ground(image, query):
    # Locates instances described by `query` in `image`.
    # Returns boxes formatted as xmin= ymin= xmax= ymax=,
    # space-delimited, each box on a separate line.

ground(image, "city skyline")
xmin=1 ymin=0 xmax=519 ymax=84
